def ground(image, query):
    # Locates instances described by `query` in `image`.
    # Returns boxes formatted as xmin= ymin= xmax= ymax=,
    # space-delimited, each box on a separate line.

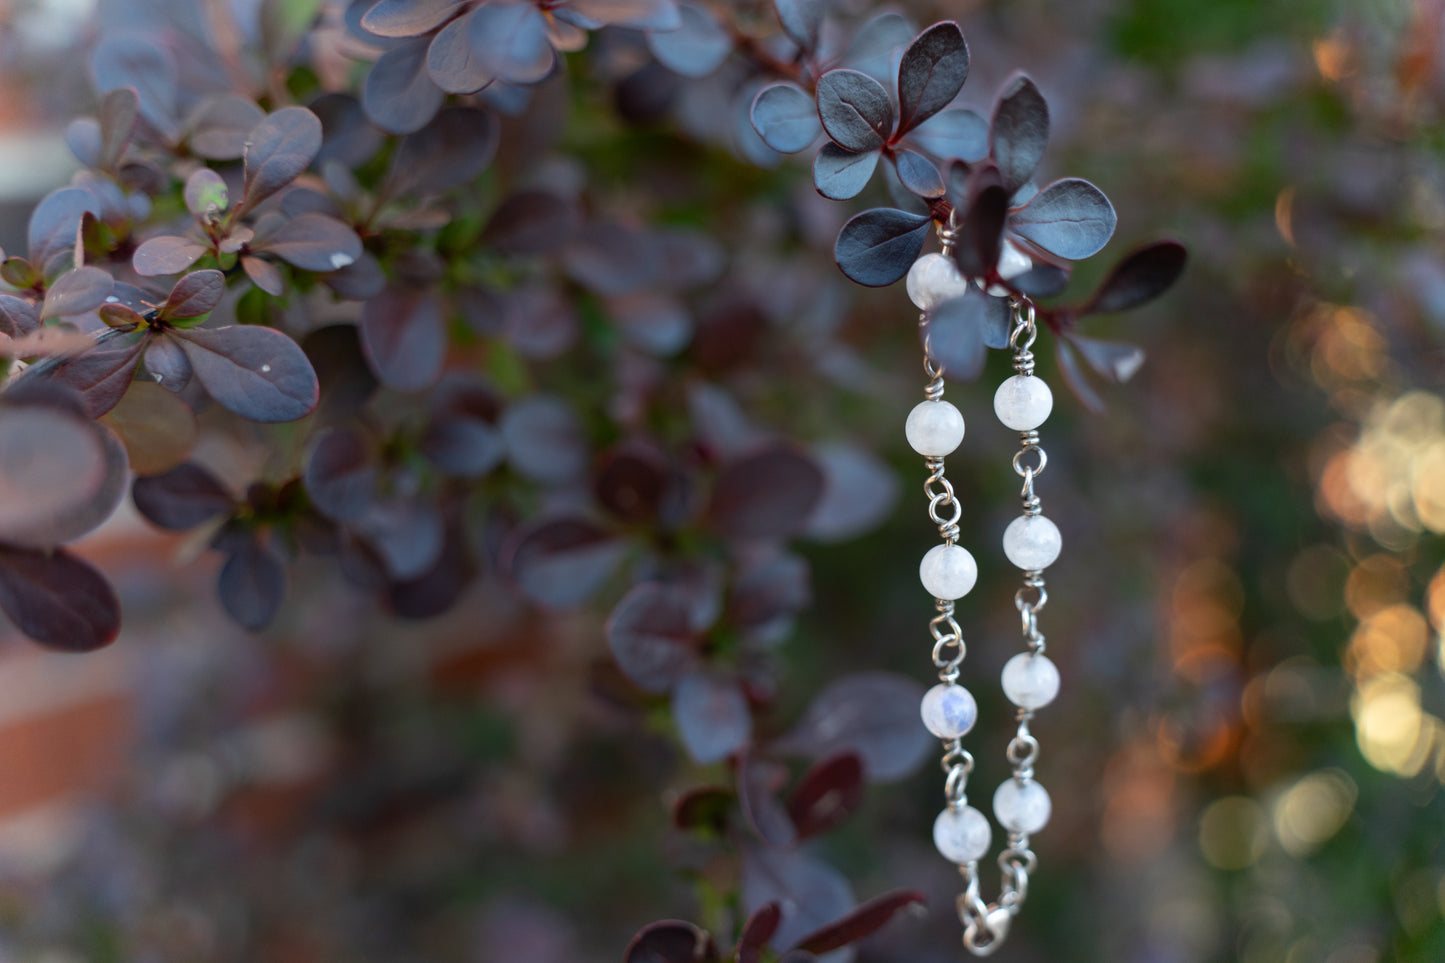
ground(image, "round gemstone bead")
xmin=1001 ymin=653 xmax=1060 ymax=710
xmin=933 ymin=805 xmax=992 ymax=863
xmin=906 ymin=253 xmax=971 ymax=310
xmin=920 ymin=682 xmax=978 ymax=738
xmin=993 ymin=375 xmax=1053 ymax=431
xmin=1002 ymin=514 xmax=1061 ymax=571
xmin=905 ymin=400 xmax=965 ymax=457
xmin=920 ymin=543 xmax=978 ymax=600
xmin=993 ymin=778 xmax=1051 ymax=834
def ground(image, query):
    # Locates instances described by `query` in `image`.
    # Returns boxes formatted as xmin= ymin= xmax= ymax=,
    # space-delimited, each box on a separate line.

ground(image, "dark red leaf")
xmin=133 ymin=234 xmax=207 ymax=276
xmin=794 ymin=890 xmax=926 ymax=953
xmin=97 ymin=86 xmax=139 ymax=168
xmin=425 ymin=7 xmax=492 ymax=95
xmin=952 ymin=161 xmax=1006 ymax=279
xmin=242 ymin=255 xmax=285 ymax=296
xmin=467 ymin=1 xmax=555 ymax=85
xmin=595 ymin=440 xmax=670 ymax=524
xmin=1009 ymin=178 xmax=1116 ymax=261
xmin=740 ymin=847 xmax=854 ymax=953
xmin=419 ymin=412 xmax=505 ymax=478
xmin=787 ymin=752 xmax=864 ymax=840
xmin=812 ymin=142 xmax=880 ymax=201
xmin=0 ymin=546 xmax=120 ymax=651
xmin=892 ymin=147 xmax=944 ymax=198
xmin=46 ymin=331 xmax=146 ymax=417
xmin=361 ymin=0 xmax=464 ymax=37
xmin=709 ymin=443 xmax=824 ymax=539
xmin=255 ymin=213 xmax=362 ymax=273
xmin=604 ymin=581 xmax=700 ymax=691
xmin=736 ymin=903 xmax=782 ymax=963
xmin=803 ymin=443 xmax=900 ymax=543
xmin=0 ymin=401 xmax=128 ymax=547
xmin=481 ymin=190 xmax=580 ymax=256
xmin=499 ymin=395 xmax=588 ymax=484
xmin=132 ymin=462 xmax=234 ymax=530
xmin=728 ymin=552 xmax=810 ymax=630
xmin=923 ymin=286 xmax=1008 ymax=381
xmin=816 ymin=69 xmax=893 ymax=153
xmin=171 ymin=325 xmax=319 ymax=422
xmin=750 ymin=82 xmax=820 ymax=153
xmin=28 ymin=188 xmax=97 ymax=271
xmin=159 ymin=269 xmax=224 ymax=321
xmin=672 ymin=785 xmax=733 ymax=833
xmin=359 ymin=286 xmax=445 ymax=391
xmin=40 ymin=266 xmax=113 ymax=320
xmin=0 ymin=296 xmax=37 ymax=337
xmin=388 ymin=515 xmax=476 ymax=619
xmin=624 ymin=920 xmax=718 ymax=963
xmin=897 ymin=21 xmax=969 ymax=134
xmin=773 ymin=0 xmax=822 ymax=51
xmin=354 ymin=497 xmax=446 ymax=580
xmin=241 ymin=107 xmax=323 ymax=212
xmin=737 ymin=752 xmax=796 ymax=846
xmin=217 ymin=537 xmax=287 ymax=631
xmin=1083 ymin=239 xmax=1188 ymax=314
xmin=1056 ymin=337 xmax=1106 ymax=414
xmin=91 ymin=35 xmax=177 ymax=139
xmin=647 ymin=3 xmax=730 ymax=79
xmin=990 ymin=72 xmax=1049 ymax=195
xmin=1068 ymin=333 xmax=1146 ymax=384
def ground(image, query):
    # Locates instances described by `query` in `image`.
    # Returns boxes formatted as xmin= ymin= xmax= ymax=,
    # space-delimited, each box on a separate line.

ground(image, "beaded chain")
xmin=903 ymin=230 xmax=1064 ymax=957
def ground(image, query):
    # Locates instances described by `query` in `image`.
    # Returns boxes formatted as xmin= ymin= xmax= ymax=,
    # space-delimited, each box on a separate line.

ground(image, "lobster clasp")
xmin=962 ymin=907 xmax=1013 ymax=957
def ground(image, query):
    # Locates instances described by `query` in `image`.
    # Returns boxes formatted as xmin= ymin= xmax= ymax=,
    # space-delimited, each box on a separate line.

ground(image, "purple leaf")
xmin=388 ymin=515 xmax=476 ymax=619
xmin=568 ymin=0 xmax=681 ymax=28
xmin=355 ymin=497 xmax=446 ymax=580
xmin=28 ymin=188 xmax=97 ymax=271
xmin=1009 ymin=177 xmax=1117 ymax=261
xmin=0 ymin=546 xmax=120 ymax=652
xmin=304 ymin=427 xmax=377 ymax=521
xmin=647 ymin=3 xmax=730 ymax=79
xmin=500 ymin=395 xmax=588 ymax=484
xmin=892 ymin=148 xmax=943 ymax=198
xmin=217 ymin=537 xmax=287 ymax=631
xmin=361 ymin=0 xmax=465 ymax=37
xmin=897 ymin=21 xmax=968 ymax=134
xmin=97 ymin=87 xmax=139 ymax=168
xmin=604 ymin=582 xmax=700 ymax=692
xmin=741 ymin=847 xmax=855 ymax=953
xmin=91 ymin=35 xmax=177 ymax=139
xmin=812 ymin=142 xmax=879 ymax=201
xmin=1011 ymin=261 xmax=1070 ymax=297
xmin=425 ymin=6 xmax=492 ymax=94
xmin=41 ymin=266 xmax=114 ymax=320
xmin=624 ymin=921 xmax=718 ymax=963
xmin=728 ymin=552 xmax=810 ymax=631
xmin=159 ymin=269 xmax=224 ymax=321
xmin=907 ymin=107 xmax=988 ymax=162
xmin=772 ymin=672 xmax=932 ymax=782
xmin=311 ymin=92 xmax=385 ymax=168
xmin=773 ymin=0 xmax=823 ymax=51
xmin=738 ymin=752 xmax=796 ymax=846
xmin=46 ymin=332 xmax=146 ymax=417
xmin=1056 ymin=338 xmax=1106 ymax=414
xmin=923 ymin=287 xmax=1008 ymax=381
xmin=709 ymin=444 xmax=824 ymax=539
xmin=750 ymin=83 xmax=821 ymax=153
xmin=0 ymin=296 xmax=38 ymax=336
xmin=186 ymin=94 xmax=266 ymax=160
xmin=132 ymin=462 xmax=233 ymax=529
xmin=368 ymin=37 xmax=448 ymax=132
xmin=481 ymin=190 xmax=580 ymax=255
xmin=803 ymin=444 xmax=901 ymax=543
xmin=241 ymin=107 xmax=323 ymax=213
xmin=794 ymin=890 xmax=926 ymax=953
xmin=506 ymin=515 xmax=629 ymax=610
xmin=672 ymin=672 xmax=752 ymax=763
xmin=256 ymin=214 xmax=362 ymax=272
xmin=609 ymin=291 xmax=692 ymax=356
xmin=951 ymin=162 xmax=1006 ymax=279
xmin=66 ymin=118 xmax=102 ymax=168
xmin=787 ymin=752 xmax=864 ymax=840
xmin=594 ymin=440 xmax=670 ymax=525
xmin=419 ymin=413 xmax=504 ymax=478
xmin=243 ymin=255 xmax=285 ymax=296
xmin=1083 ymin=239 xmax=1187 ymax=314
xmin=183 ymin=169 xmax=229 ymax=220
xmin=1067 ymin=333 xmax=1145 ymax=383
xmin=841 ymin=12 xmax=915 ymax=84
xmin=387 ymin=106 xmax=498 ymax=197
xmin=468 ymin=0 xmax=555 ymax=85
xmin=832 ymin=207 xmax=931 ymax=287
xmin=563 ymin=220 xmax=657 ymax=296
xmin=359 ymin=286 xmax=445 ymax=391
xmin=816 ymin=69 xmax=893 ymax=153
xmin=990 ymin=72 xmax=1049 ymax=195
xmin=737 ymin=904 xmax=783 ymax=963
xmin=171 ymin=325 xmax=320 ymax=422
xmin=0 ymin=401 xmax=128 ymax=547
xmin=133 ymin=234 xmax=207 ymax=276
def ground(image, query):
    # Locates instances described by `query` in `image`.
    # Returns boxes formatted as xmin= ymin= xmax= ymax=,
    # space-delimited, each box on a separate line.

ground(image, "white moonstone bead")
xmin=1002 ymin=514 xmax=1061 ymax=571
xmin=920 ymin=543 xmax=978 ymax=600
xmin=933 ymin=805 xmax=992 ymax=863
xmin=993 ymin=778 xmax=1051 ymax=834
xmin=906 ymin=253 xmax=971 ymax=310
xmin=905 ymin=400 xmax=965 ymax=456
xmin=1001 ymin=653 xmax=1060 ymax=710
xmin=920 ymin=682 xmax=978 ymax=738
xmin=993 ymin=375 xmax=1053 ymax=431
